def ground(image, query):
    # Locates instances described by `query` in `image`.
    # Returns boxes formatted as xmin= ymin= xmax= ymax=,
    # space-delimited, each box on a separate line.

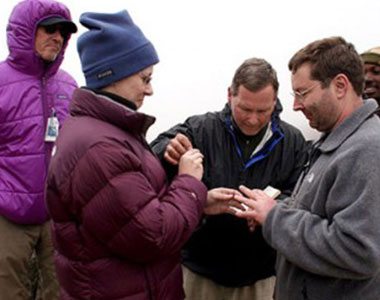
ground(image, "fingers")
xmin=178 ymin=148 xmax=204 ymax=181
xmin=164 ymin=151 xmax=180 ymax=165
xmin=226 ymin=200 xmax=246 ymax=214
xmin=164 ymin=133 xmax=193 ymax=165
xmin=247 ymin=219 xmax=257 ymax=232
xmin=208 ymin=187 xmax=239 ymax=201
xmin=176 ymin=133 xmax=193 ymax=150
xmin=234 ymin=194 xmax=256 ymax=210
xmin=164 ymin=144 xmax=182 ymax=165
xmin=234 ymin=207 xmax=258 ymax=219
xmin=227 ymin=199 xmax=244 ymax=209
xmin=205 ymin=188 xmax=242 ymax=216
xmin=183 ymin=148 xmax=204 ymax=161
xmin=205 ymin=187 xmax=263 ymax=228
xmin=239 ymin=185 xmax=256 ymax=198
xmin=218 ymin=187 xmax=242 ymax=197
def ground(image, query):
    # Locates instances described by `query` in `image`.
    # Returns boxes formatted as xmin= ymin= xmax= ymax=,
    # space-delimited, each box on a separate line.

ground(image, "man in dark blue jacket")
xmin=151 ymin=57 xmax=308 ymax=300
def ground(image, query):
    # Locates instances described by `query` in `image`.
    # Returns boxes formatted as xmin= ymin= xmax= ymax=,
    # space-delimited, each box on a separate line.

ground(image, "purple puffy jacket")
xmin=46 ymin=89 xmax=208 ymax=299
xmin=0 ymin=0 xmax=77 ymax=224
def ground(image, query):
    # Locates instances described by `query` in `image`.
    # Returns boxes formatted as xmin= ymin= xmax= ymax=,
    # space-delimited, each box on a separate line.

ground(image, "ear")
xmin=333 ymin=73 xmax=349 ymax=100
xmin=227 ymin=87 xmax=233 ymax=104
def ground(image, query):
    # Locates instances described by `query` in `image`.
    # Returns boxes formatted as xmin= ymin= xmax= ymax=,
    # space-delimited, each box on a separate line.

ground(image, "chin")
xmin=42 ymin=53 xmax=58 ymax=62
xmin=243 ymin=129 xmax=260 ymax=136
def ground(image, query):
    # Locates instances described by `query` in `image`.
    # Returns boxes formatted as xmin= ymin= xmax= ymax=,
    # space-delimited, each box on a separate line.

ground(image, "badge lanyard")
xmin=45 ymin=108 xmax=59 ymax=142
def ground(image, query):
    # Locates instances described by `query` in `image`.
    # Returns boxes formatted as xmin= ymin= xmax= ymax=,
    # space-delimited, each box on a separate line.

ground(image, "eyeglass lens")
xmin=43 ymin=25 xmax=69 ymax=39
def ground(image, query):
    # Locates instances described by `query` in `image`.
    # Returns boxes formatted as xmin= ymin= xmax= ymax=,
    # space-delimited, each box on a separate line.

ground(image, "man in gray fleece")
xmin=234 ymin=36 xmax=380 ymax=300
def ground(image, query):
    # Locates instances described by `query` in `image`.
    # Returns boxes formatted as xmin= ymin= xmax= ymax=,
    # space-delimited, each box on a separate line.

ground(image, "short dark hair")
xmin=230 ymin=57 xmax=279 ymax=97
xmin=288 ymin=36 xmax=364 ymax=96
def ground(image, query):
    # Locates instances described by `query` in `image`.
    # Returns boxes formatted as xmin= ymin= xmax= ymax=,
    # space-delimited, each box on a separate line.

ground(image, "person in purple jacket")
xmin=45 ymin=9 xmax=208 ymax=300
xmin=0 ymin=0 xmax=78 ymax=299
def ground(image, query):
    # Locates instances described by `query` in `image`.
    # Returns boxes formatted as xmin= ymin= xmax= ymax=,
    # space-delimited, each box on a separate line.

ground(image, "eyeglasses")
xmin=42 ymin=24 xmax=69 ymax=39
xmin=291 ymin=83 xmax=319 ymax=102
xmin=139 ymin=72 xmax=152 ymax=85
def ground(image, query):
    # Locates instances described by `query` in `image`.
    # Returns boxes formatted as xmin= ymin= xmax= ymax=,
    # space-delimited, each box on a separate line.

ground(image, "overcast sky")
xmin=1 ymin=0 xmax=380 ymax=141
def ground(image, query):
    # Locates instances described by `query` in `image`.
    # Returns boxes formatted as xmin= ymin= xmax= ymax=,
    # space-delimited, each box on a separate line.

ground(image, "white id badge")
xmin=45 ymin=112 xmax=59 ymax=142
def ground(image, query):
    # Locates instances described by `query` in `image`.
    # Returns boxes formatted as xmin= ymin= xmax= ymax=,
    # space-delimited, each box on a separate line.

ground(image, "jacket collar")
xmin=70 ymin=88 xmax=155 ymax=136
xmin=222 ymin=101 xmax=285 ymax=169
xmin=318 ymin=99 xmax=378 ymax=153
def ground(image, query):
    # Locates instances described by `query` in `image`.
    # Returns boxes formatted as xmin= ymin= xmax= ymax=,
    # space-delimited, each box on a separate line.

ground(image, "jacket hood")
xmin=6 ymin=0 xmax=74 ymax=76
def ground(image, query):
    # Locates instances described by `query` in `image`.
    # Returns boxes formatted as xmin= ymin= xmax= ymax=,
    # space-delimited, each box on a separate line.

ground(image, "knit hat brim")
xmin=84 ymin=42 xmax=158 ymax=89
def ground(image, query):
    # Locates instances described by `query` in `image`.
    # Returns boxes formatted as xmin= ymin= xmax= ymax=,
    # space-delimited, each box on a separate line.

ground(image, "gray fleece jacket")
xmin=264 ymin=99 xmax=380 ymax=300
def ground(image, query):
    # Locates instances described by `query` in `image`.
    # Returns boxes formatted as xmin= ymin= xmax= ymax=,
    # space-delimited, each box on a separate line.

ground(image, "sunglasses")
xmin=42 ymin=24 xmax=70 ymax=39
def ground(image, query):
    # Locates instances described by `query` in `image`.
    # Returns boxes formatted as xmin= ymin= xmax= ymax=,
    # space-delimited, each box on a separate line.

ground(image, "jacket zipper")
xmin=41 ymin=76 xmax=50 ymax=172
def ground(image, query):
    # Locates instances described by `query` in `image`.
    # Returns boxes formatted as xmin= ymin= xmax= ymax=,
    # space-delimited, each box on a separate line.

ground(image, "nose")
xmin=293 ymin=97 xmax=302 ymax=111
xmin=145 ymin=83 xmax=153 ymax=96
xmin=364 ymin=72 xmax=374 ymax=83
xmin=51 ymin=30 xmax=64 ymax=42
xmin=246 ymin=113 xmax=259 ymax=126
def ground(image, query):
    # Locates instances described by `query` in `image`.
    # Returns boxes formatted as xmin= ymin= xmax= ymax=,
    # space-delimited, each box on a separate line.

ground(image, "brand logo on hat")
xmin=97 ymin=69 xmax=114 ymax=80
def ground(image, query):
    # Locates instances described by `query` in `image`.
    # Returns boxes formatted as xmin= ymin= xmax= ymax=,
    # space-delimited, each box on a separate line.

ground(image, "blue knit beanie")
xmin=77 ymin=10 xmax=159 ymax=89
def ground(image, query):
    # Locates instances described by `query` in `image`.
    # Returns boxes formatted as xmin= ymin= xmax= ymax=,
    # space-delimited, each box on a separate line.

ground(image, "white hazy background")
xmin=1 ymin=0 xmax=380 ymax=142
